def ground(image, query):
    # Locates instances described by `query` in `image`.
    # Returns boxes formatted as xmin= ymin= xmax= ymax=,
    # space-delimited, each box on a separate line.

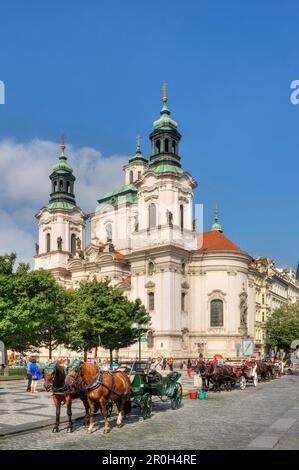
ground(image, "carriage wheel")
xmin=142 ymin=393 xmax=152 ymax=419
xmin=253 ymin=372 xmax=258 ymax=387
xmin=106 ymin=400 xmax=113 ymax=417
xmin=171 ymin=383 xmax=183 ymax=409
xmin=239 ymin=376 xmax=246 ymax=390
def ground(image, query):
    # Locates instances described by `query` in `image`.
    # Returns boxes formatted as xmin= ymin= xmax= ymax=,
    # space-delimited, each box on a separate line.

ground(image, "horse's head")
xmin=43 ymin=361 xmax=59 ymax=392
xmin=65 ymin=359 xmax=83 ymax=388
xmin=197 ymin=360 xmax=207 ymax=375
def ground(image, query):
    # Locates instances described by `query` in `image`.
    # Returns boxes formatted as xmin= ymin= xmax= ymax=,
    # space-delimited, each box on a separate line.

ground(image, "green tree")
xmin=66 ymin=279 xmax=150 ymax=364
xmin=265 ymin=303 xmax=299 ymax=351
xmin=0 ymin=254 xmax=68 ymax=357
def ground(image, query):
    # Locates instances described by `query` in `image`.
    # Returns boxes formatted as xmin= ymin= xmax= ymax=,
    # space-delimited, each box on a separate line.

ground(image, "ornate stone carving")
xmin=239 ymin=291 xmax=248 ymax=335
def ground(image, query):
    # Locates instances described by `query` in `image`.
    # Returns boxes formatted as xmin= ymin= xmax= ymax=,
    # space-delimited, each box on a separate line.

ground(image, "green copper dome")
xmin=153 ymin=102 xmax=178 ymax=130
xmin=48 ymin=138 xmax=77 ymax=209
xmin=211 ymin=207 xmax=223 ymax=232
xmin=149 ymin=87 xmax=182 ymax=172
xmin=128 ymin=142 xmax=148 ymax=164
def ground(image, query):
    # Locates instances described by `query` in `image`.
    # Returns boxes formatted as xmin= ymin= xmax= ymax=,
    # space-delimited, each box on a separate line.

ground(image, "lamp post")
xmin=132 ymin=323 xmax=141 ymax=361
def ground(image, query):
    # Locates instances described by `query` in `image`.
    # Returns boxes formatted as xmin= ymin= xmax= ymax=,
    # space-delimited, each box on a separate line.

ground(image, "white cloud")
xmin=0 ymin=138 xmax=128 ymax=264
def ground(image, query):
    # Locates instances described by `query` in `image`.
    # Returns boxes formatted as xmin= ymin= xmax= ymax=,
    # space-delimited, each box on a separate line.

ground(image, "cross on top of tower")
xmin=162 ymin=81 xmax=167 ymax=104
xmin=60 ymin=133 xmax=66 ymax=156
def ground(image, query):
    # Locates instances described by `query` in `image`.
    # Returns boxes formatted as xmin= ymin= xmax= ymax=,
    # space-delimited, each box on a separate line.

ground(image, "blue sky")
xmin=0 ymin=0 xmax=299 ymax=267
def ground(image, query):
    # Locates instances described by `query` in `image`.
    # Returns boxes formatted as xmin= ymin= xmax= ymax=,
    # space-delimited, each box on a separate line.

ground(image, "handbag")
xmin=32 ymin=375 xmax=37 ymax=380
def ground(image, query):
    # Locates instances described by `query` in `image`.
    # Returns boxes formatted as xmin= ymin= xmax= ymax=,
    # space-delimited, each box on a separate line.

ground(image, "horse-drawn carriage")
xmin=122 ymin=361 xmax=182 ymax=419
xmin=230 ymin=362 xmax=258 ymax=390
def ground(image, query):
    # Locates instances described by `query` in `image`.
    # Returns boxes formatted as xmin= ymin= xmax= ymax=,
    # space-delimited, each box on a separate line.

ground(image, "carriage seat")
xmin=147 ymin=370 xmax=162 ymax=384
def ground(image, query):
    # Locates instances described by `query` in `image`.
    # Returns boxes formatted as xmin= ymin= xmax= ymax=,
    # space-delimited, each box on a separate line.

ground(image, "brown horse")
xmin=43 ymin=361 xmax=90 ymax=433
xmin=256 ymin=360 xmax=271 ymax=381
xmin=66 ymin=361 xmax=131 ymax=434
xmin=209 ymin=362 xmax=236 ymax=391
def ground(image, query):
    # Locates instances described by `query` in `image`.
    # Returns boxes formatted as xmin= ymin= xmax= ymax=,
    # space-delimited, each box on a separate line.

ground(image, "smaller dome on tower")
xmin=211 ymin=206 xmax=223 ymax=232
xmin=52 ymin=137 xmax=73 ymax=173
xmin=128 ymin=137 xmax=148 ymax=164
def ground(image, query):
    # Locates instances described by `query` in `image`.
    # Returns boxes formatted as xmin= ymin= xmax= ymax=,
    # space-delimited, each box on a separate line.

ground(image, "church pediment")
xmin=68 ymin=259 xmax=85 ymax=269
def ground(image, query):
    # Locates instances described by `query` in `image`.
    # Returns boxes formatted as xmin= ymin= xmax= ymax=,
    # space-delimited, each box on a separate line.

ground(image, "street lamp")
xmin=132 ymin=323 xmax=141 ymax=361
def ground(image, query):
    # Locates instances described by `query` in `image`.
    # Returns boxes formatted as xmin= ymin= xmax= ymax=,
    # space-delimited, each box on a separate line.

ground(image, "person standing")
xmin=26 ymin=359 xmax=32 ymax=392
xmin=29 ymin=359 xmax=41 ymax=393
xmin=168 ymin=357 xmax=174 ymax=371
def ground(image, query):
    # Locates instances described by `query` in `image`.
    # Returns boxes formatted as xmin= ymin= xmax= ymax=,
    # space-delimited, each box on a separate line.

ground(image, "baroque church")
xmin=35 ymin=89 xmax=255 ymax=359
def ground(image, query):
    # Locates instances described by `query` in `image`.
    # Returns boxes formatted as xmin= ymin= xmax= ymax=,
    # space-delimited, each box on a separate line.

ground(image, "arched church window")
xmin=164 ymin=138 xmax=169 ymax=152
xmin=155 ymin=140 xmax=161 ymax=154
xmin=180 ymin=205 xmax=184 ymax=230
xmin=149 ymin=203 xmax=156 ymax=229
xmin=59 ymin=180 xmax=64 ymax=191
xmin=46 ymin=233 xmax=51 ymax=253
xmin=148 ymin=261 xmax=154 ymax=276
xmin=106 ymin=223 xmax=112 ymax=242
xmin=129 ymin=171 xmax=133 ymax=184
xmin=210 ymin=299 xmax=224 ymax=327
xmin=148 ymin=292 xmax=155 ymax=311
xmin=71 ymin=234 xmax=76 ymax=255
xmin=66 ymin=181 xmax=70 ymax=193
xmin=138 ymin=171 xmax=141 ymax=179
xmin=172 ymin=140 xmax=176 ymax=154
xmin=53 ymin=181 xmax=57 ymax=192
xmin=182 ymin=262 xmax=186 ymax=275
xmin=147 ymin=331 xmax=154 ymax=349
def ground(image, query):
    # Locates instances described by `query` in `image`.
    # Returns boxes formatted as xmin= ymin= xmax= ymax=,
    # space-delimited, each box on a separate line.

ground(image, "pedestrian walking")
xmin=187 ymin=358 xmax=192 ymax=378
xmin=168 ymin=357 xmax=174 ymax=371
xmin=26 ymin=359 xmax=32 ymax=392
xmin=28 ymin=359 xmax=41 ymax=393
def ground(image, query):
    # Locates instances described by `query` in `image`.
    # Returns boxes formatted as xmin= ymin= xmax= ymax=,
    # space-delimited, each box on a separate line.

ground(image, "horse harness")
xmin=85 ymin=369 xmax=122 ymax=398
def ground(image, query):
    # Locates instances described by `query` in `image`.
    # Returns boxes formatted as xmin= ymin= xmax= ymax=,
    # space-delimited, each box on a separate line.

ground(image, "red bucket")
xmin=189 ymin=392 xmax=197 ymax=399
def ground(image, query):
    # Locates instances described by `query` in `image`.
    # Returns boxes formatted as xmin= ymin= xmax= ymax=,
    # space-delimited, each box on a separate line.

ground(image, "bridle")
xmin=44 ymin=361 xmax=69 ymax=395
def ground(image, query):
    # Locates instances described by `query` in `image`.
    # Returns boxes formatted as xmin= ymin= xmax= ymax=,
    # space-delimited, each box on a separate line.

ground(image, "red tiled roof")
xmin=114 ymin=251 xmax=126 ymax=260
xmin=197 ymin=231 xmax=242 ymax=252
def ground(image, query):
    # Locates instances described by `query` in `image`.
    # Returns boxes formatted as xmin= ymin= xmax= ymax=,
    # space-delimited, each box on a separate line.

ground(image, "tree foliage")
xmin=265 ymin=303 xmax=299 ymax=351
xmin=0 ymin=253 xmax=67 ymax=356
xmin=65 ymin=279 xmax=150 ymax=361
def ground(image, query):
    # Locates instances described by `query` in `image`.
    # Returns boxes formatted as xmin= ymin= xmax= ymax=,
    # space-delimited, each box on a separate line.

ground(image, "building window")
xmin=181 ymin=292 xmax=186 ymax=311
xmin=129 ymin=170 xmax=133 ymax=183
xmin=147 ymin=331 xmax=154 ymax=349
xmin=138 ymin=171 xmax=141 ymax=179
xmin=148 ymin=292 xmax=155 ymax=311
xmin=155 ymin=140 xmax=161 ymax=154
xmin=164 ymin=138 xmax=169 ymax=152
xmin=71 ymin=234 xmax=76 ymax=255
xmin=66 ymin=181 xmax=70 ymax=193
xmin=149 ymin=203 xmax=156 ymax=229
xmin=172 ymin=140 xmax=176 ymax=154
xmin=148 ymin=261 xmax=154 ymax=276
xmin=46 ymin=233 xmax=51 ymax=253
xmin=180 ymin=204 xmax=184 ymax=230
xmin=182 ymin=262 xmax=186 ymax=275
xmin=59 ymin=180 xmax=64 ymax=191
xmin=210 ymin=299 xmax=223 ymax=327
xmin=53 ymin=180 xmax=57 ymax=192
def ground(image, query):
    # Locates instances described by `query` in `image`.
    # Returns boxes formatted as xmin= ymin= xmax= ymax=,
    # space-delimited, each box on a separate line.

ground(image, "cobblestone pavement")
xmin=0 ymin=379 xmax=84 ymax=435
xmin=0 ymin=375 xmax=298 ymax=450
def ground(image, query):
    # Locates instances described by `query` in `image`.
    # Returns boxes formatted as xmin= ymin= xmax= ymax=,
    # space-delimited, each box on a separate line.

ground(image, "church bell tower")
xmin=34 ymin=136 xmax=87 ymax=284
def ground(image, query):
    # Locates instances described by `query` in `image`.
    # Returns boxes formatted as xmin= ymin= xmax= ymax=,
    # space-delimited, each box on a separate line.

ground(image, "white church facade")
xmin=35 ymin=91 xmax=257 ymax=359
